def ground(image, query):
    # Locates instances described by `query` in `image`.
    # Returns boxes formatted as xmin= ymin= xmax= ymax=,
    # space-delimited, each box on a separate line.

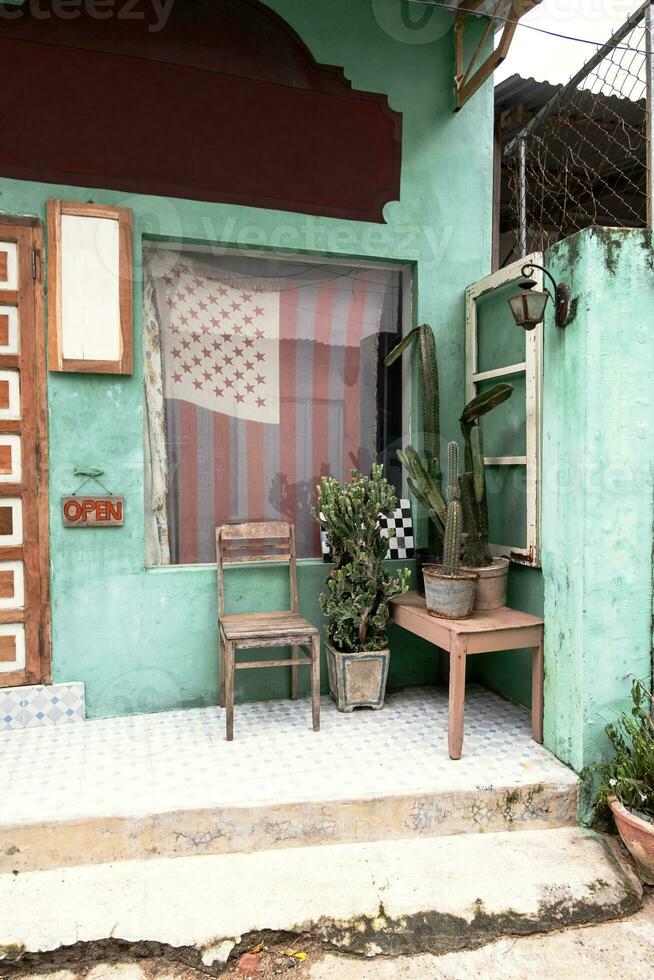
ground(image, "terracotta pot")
xmin=325 ymin=642 xmax=389 ymax=712
xmin=461 ymin=557 xmax=510 ymax=610
xmin=422 ymin=564 xmax=478 ymax=620
xmin=609 ymin=796 xmax=654 ymax=885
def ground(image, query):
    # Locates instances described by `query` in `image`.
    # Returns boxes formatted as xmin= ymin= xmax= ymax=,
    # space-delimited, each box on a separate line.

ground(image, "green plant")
xmin=314 ymin=465 xmax=410 ymax=653
xmin=442 ymin=442 xmax=462 ymax=577
xmin=591 ymin=679 xmax=654 ymax=821
xmin=458 ymin=383 xmax=513 ymax=568
xmin=385 ymin=324 xmax=441 ymax=554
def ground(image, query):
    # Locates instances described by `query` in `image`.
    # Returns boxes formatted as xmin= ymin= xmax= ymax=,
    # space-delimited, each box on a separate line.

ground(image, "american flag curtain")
xmin=146 ymin=249 xmax=398 ymax=560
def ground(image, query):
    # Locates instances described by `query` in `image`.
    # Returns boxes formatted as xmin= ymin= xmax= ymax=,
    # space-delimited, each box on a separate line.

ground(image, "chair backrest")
xmin=215 ymin=521 xmax=298 ymax=619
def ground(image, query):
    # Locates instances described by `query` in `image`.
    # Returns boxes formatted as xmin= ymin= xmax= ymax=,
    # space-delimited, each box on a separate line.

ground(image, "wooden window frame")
xmin=465 ymin=252 xmax=543 ymax=567
xmin=0 ymin=216 xmax=51 ymax=686
xmin=47 ymin=200 xmax=133 ymax=374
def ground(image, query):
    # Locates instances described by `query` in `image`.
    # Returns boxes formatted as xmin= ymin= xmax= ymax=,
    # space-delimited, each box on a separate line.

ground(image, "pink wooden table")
xmin=390 ymin=592 xmax=544 ymax=759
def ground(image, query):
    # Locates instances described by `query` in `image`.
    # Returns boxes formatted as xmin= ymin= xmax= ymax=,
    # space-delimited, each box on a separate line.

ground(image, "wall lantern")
xmin=508 ymin=262 xmax=570 ymax=330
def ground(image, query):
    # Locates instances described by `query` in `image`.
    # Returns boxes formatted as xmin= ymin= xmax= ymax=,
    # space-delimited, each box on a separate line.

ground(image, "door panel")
xmin=0 ymin=220 xmax=49 ymax=686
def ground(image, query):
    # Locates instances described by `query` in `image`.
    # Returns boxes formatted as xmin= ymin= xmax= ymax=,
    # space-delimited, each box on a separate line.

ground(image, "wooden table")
xmin=390 ymin=592 xmax=544 ymax=760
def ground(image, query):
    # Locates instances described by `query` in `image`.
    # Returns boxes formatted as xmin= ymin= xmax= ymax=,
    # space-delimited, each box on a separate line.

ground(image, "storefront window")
xmin=144 ymin=245 xmax=407 ymax=564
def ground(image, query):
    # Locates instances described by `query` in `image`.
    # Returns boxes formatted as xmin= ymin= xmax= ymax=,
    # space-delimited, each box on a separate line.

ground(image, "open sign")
xmin=62 ymin=496 xmax=124 ymax=527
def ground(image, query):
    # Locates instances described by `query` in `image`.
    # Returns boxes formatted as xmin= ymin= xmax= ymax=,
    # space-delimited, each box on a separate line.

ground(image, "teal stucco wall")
xmin=542 ymin=228 xmax=654 ymax=772
xmin=0 ymin=0 xmax=494 ymax=717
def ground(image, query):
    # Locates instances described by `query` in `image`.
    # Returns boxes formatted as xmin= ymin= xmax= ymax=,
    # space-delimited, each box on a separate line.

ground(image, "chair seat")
xmin=220 ymin=610 xmax=319 ymax=641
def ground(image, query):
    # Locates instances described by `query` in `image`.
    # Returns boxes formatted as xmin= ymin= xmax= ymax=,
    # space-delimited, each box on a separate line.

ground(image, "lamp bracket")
xmin=521 ymin=262 xmax=570 ymax=328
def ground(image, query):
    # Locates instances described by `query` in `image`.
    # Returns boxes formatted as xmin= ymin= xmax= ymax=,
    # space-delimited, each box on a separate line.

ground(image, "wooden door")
xmin=0 ymin=218 xmax=50 ymax=687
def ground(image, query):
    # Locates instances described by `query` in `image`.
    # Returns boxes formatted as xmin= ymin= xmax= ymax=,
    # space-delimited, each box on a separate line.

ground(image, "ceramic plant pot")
xmin=415 ymin=549 xmax=442 ymax=597
xmin=462 ymin=557 xmax=510 ymax=611
xmin=325 ymin=642 xmax=390 ymax=712
xmin=422 ymin=564 xmax=478 ymax=620
xmin=609 ymin=796 xmax=654 ymax=885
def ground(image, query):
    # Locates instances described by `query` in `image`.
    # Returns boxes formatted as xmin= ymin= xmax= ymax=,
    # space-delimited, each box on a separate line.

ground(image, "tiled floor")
xmin=0 ymin=685 xmax=577 ymax=826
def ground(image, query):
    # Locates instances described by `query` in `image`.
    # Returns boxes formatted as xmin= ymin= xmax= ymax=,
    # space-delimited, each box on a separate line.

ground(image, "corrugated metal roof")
xmin=495 ymin=74 xmax=561 ymax=113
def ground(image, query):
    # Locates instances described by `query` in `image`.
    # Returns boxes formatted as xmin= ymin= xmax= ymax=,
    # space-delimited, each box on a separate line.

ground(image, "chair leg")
xmin=219 ymin=634 xmax=226 ymax=709
xmin=311 ymin=634 xmax=320 ymax=732
xmin=225 ymin=640 xmax=235 ymax=741
xmin=291 ymin=645 xmax=299 ymax=700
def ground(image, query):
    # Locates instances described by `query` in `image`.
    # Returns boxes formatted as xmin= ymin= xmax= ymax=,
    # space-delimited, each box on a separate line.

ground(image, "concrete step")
xmin=0 ymin=687 xmax=579 ymax=872
xmin=0 ymin=828 xmax=642 ymax=969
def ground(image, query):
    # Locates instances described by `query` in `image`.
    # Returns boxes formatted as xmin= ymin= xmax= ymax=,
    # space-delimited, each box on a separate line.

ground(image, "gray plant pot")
xmin=463 ymin=557 xmax=510 ymax=610
xmin=325 ymin=642 xmax=390 ymax=712
xmin=422 ymin=564 xmax=478 ymax=619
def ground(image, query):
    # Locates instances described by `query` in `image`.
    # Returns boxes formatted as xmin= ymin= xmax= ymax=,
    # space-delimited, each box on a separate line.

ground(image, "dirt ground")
xmin=6 ymin=889 xmax=654 ymax=980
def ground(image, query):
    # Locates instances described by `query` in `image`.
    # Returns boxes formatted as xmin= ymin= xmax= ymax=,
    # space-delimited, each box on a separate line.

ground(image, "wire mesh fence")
xmin=505 ymin=3 xmax=651 ymax=257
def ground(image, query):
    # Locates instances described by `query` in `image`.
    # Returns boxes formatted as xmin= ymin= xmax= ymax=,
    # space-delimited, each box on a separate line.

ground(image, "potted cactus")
xmin=384 ymin=324 xmax=442 ymax=590
xmin=423 ymin=443 xmax=478 ymax=618
xmin=314 ymin=465 xmax=410 ymax=712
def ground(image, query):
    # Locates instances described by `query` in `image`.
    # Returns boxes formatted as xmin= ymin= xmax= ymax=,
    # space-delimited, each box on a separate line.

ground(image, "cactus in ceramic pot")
xmin=422 ymin=443 xmax=477 ymax=619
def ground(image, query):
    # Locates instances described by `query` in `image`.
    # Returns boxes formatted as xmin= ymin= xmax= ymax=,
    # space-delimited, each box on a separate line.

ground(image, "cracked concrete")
xmin=5 ymin=894 xmax=654 ymax=979
xmin=0 ymin=827 xmax=642 ymax=972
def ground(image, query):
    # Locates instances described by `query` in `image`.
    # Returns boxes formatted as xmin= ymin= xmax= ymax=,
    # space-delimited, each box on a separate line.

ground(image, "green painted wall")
xmin=542 ymin=228 xmax=654 ymax=773
xmin=0 ymin=0 xmax=493 ymax=717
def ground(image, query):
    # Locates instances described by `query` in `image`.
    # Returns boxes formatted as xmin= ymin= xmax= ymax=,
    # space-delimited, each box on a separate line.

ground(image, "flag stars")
xmin=193 ymin=378 xmax=203 ymax=390
xmin=213 ymin=385 xmax=224 ymax=397
xmin=244 ymin=337 xmax=254 ymax=349
xmin=172 ymin=347 xmax=181 ymax=359
xmin=256 ymin=397 xmax=266 ymax=408
xmin=181 ymin=338 xmax=191 ymax=350
xmin=243 ymin=314 xmax=253 ymax=326
xmin=191 ymin=331 xmax=201 ymax=343
xmin=183 ymin=362 xmax=192 ymax=373
xmin=254 ymin=328 xmax=264 ymax=340
xmin=224 ymin=377 xmax=234 ymax=389
xmin=255 ymin=373 xmax=265 ymax=386
xmin=231 ymin=300 xmax=241 ymax=311
xmin=172 ymin=372 xmax=182 ymax=384
xmin=254 ymin=306 xmax=264 ymax=317
xmin=245 ymin=382 xmax=255 ymax=395
xmin=245 ymin=360 xmax=254 ymax=372
xmin=233 ymin=346 xmax=243 ymax=358
xmin=202 ymin=346 xmax=211 ymax=359
xmin=235 ymin=391 xmax=245 ymax=404
xmin=192 ymin=354 xmax=202 ymax=367
xmin=220 ymin=308 xmax=231 ymax=319
xmin=235 ymin=369 xmax=244 ymax=381
xmin=203 ymin=369 xmax=212 ymax=382
xmin=255 ymin=351 xmax=266 ymax=362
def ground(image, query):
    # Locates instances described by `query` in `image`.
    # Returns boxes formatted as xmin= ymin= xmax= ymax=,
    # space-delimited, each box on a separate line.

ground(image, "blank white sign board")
xmin=60 ymin=214 xmax=121 ymax=362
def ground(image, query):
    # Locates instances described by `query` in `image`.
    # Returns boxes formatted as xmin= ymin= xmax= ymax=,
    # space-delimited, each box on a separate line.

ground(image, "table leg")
xmin=448 ymin=637 xmax=467 ymax=760
xmin=531 ymin=635 xmax=544 ymax=743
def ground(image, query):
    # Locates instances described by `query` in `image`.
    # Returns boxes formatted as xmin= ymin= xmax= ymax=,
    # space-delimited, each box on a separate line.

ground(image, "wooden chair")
xmin=216 ymin=521 xmax=321 ymax=741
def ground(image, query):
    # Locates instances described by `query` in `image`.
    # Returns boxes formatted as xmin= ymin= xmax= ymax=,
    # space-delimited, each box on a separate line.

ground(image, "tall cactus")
xmin=385 ymin=324 xmax=442 ymax=553
xmin=442 ymin=442 xmax=462 ymax=576
xmin=458 ymin=383 xmax=513 ymax=568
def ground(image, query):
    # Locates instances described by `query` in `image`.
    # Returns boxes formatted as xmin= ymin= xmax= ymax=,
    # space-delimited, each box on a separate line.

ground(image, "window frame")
xmin=465 ymin=252 xmax=543 ymax=567
xmin=143 ymin=241 xmax=414 ymax=566
xmin=47 ymin=199 xmax=133 ymax=375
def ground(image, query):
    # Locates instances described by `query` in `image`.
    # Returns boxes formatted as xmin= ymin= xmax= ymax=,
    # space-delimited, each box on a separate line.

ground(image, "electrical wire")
xmin=406 ymin=0 xmax=649 ymax=54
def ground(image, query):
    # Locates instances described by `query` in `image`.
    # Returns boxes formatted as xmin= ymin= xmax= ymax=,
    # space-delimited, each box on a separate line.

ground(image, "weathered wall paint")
xmin=0 ymin=0 xmax=494 ymax=716
xmin=542 ymin=228 xmax=654 ymax=773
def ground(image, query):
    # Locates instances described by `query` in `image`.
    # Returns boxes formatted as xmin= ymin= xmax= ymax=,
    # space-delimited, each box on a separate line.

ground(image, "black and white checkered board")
xmin=320 ymin=500 xmax=414 ymax=562
xmin=379 ymin=500 xmax=415 ymax=559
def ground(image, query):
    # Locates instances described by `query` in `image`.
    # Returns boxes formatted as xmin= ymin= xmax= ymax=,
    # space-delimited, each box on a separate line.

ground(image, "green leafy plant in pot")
xmin=458 ymin=383 xmax=513 ymax=610
xmin=314 ymin=464 xmax=410 ymax=712
xmin=586 ymin=679 xmax=654 ymax=884
xmin=422 ymin=442 xmax=478 ymax=619
xmin=384 ymin=324 xmax=442 ymax=592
